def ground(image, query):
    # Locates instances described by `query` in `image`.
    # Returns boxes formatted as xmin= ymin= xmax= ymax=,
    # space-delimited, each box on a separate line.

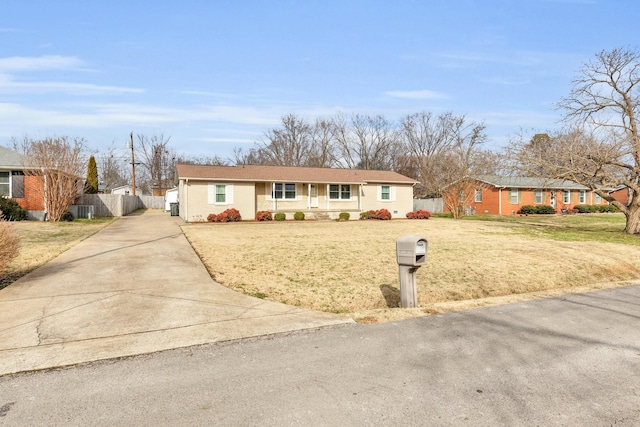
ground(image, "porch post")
xmin=307 ymin=183 xmax=311 ymax=209
xmin=272 ymin=182 xmax=276 ymax=211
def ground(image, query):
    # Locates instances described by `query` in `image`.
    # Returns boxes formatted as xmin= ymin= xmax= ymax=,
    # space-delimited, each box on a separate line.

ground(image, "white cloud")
xmin=0 ymin=78 xmax=143 ymax=95
xmin=0 ymin=55 xmax=85 ymax=72
xmin=384 ymin=89 xmax=447 ymax=100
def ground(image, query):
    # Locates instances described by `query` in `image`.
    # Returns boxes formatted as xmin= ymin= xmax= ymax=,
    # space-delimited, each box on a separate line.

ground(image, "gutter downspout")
xmin=498 ymin=187 xmax=504 ymax=215
xmin=184 ymin=178 xmax=188 ymax=222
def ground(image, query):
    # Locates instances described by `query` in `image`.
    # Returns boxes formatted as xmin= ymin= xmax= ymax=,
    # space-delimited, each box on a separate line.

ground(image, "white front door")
xmin=310 ymin=184 xmax=319 ymax=208
xmin=550 ymin=191 xmax=556 ymax=208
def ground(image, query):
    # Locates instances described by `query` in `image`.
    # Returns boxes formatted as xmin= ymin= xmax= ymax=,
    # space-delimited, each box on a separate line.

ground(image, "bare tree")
xmin=136 ymin=134 xmax=175 ymax=195
xmin=97 ymin=144 xmax=129 ymax=193
xmin=307 ymin=118 xmax=339 ymax=167
xmin=509 ymin=47 xmax=640 ymax=233
xmin=400 ymin=111 xmax=489 ymax=202
xmin=254 ymin=114 xmax=313 ymax=166
xmin=333 ymin=113 xmax=400 ymax=170
xmin=15 ymin=136 xmax=85 ymax=222
xmin=175 ymin=154 xmax=229 ymax=166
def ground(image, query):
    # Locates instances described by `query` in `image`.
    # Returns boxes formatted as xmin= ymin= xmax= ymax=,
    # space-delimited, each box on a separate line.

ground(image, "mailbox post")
xmin=396 ymin=236 xmax=428 ymax=308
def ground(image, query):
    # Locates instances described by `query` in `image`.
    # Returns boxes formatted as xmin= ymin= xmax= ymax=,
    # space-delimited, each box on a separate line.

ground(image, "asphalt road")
xmin=1 ymin=285 xmax=640 ymax=426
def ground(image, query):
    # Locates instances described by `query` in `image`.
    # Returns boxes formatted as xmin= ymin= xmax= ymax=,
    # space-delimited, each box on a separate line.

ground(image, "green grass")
xmin=461 ymin=213 xmax=637 ymax=245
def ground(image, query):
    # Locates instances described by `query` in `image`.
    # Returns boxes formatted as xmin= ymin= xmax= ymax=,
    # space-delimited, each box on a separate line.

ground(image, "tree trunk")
xmin=624 ymin=206 xmax=640 ymax=234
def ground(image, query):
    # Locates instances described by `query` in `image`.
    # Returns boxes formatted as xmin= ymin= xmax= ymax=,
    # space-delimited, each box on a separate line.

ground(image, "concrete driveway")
xmin=0 ymin=211 xmax=352 ymax=376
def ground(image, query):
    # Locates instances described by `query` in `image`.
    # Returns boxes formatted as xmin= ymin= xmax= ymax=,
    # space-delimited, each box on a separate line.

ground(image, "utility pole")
xmin=130 ymin=132 xmax=136 ymax=196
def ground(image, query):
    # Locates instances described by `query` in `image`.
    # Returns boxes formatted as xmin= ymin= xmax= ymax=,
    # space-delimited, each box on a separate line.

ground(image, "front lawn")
xmin=182 ymin=213 xmax=640 ymax=323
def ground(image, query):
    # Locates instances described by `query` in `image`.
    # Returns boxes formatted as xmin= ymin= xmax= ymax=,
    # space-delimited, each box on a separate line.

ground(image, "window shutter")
xmin=207 ymin=184 xmax=215 ymax=205
xmin=227 ymin=184 xmax=234 ymax=204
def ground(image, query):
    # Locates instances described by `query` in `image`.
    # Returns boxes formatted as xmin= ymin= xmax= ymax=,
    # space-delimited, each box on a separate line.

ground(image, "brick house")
xmin=451 ymin=176 xmax=611 ymax=215
xmin=0 ymin=146 xmax=45 ymax=218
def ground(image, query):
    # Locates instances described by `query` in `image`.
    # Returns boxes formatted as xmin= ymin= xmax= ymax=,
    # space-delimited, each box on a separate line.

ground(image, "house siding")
xmin=470 ymin=186 xmax=609 ymax=215
xmin=180 ymin=180 xmax=256 ymax=222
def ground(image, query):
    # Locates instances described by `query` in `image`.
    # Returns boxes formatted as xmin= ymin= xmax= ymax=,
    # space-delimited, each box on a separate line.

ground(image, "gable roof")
xmin=176 ymin=164 xmax=418 ymax=185
xmin=0 ymin=146 xmax=26 ymax=169
xmin=476 ymin=175 xmax=589 ymax=190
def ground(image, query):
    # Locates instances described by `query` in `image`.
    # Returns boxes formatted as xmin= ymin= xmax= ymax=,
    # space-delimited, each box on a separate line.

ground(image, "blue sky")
xmin=1 ymin=0 xmax=637 ymax=162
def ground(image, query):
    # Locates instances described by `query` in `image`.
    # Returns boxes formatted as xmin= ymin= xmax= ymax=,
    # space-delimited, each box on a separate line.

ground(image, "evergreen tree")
xmin=85 ymin=155 xmax=99 ymax=194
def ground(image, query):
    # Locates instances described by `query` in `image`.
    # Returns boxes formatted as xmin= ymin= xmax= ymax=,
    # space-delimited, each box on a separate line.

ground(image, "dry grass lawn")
xmin=0 ymin=218 xmax=115 ymax=290
xmin=182 ymin=214 xmax=640 ymax=323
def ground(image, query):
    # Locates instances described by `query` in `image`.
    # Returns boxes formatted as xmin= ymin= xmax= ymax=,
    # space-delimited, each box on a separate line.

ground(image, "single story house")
xmin=176 ymin=164 xmax=418 ymax=222
xmin=457 ymin=175 xmax=611 ymax=215
xmin=0 ymin=146 xmax=45 ymax=219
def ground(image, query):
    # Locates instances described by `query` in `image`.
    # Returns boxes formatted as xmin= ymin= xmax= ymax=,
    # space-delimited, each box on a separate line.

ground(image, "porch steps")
xmin=313 ymin=212 xmax=332 ymax=221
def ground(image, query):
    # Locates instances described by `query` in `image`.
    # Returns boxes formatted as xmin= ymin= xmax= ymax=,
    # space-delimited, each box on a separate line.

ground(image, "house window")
xmin=578 ymin=190 xmax=586 ymax=204
xmin=0 ymin=172 xmax=9 ymax=196
xmin=273 ymin=183 xmax=296 ymax=199
xmin=534 ymin=189 xmax=543 ymax=204
xmin=381 ymin=185 xmax=391 ymax=201
xmin=208 ymin=183 xmax=233 ymax=205
xmin=11 ymin=172 xmax=24 ymax=198
xmin=509 ymin=189 xmax=518 ymax=204
xmin=595 ymin=193 xmax=602 ymax=204
xmin=562 ymin=190 xmax=571 ymax=204
xmin=329 ymin=184 xmax=351 ymax=200
xmin=474 ymin=189 xmax=482 ymax=203
xmin=216 ymin=185 xmax=226 ymax=203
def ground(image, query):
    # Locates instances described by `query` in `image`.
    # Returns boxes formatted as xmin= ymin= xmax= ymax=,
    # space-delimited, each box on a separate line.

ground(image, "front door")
xmin=310 ymin=184 xmax=319 ymax=208
xmin=550 ymin=191 xmax=556 ymax=209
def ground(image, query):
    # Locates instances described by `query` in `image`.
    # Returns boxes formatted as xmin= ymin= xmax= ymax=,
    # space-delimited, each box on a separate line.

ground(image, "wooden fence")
xmin=74 ymin=194 xmax=165 ymax=217
xmin=413 ymin=198 xmax=444 ymax=213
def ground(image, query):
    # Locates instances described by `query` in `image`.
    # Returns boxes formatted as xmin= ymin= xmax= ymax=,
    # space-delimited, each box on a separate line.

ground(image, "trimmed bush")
xmin=274 ymin=212 xmax=286 ymax=221
xmin=207 ymin=208 xmax=242 ymax=223
xmin=575 ymin=204 xmax=620 ymax=213
xmin=406 ymin=209 xmax=431 ymax=219
xmin=338 ymin=212 xmax=350 ymax=221
xmin=293 ymin=211 xmax=305 ymax=221
xmin=519 ymin=205 xmax=556 ymax=215
xmin=60 ymin=210 xmax=75 ymax=222
xmin=536 ymin=205 xmax=556 ymax=214
xmin=256 ymin=210 xmax=272 ymax=221
xmin=0 ymin=198 xmax=27 ymax=221
xmin=361 ymin=209 xmax=392 ymax=220
xmin=519 ymin=205 xmax=536 ymax=215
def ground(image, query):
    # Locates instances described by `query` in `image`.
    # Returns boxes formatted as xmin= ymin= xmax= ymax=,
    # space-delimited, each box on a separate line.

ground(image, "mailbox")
xmin=396 ymin=236 xmax=428 ymax=266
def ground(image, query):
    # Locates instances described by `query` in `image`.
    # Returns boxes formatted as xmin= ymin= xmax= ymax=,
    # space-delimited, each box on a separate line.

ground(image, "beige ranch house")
xmin=176 ymin=164 xmax=418 ymax=222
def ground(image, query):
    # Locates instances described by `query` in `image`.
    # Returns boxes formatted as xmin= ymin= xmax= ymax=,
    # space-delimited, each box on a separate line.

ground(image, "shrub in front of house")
xmin=338 ymin=212 xmax=350 ymax=221
xmin=0 ymin=198 xmax=27 ymax=221
xmin=519 ymin=205 xmax=556 ymax=215
xmin=361 ymin=209 xmax=391 ymax=220
xmin=519 ymin=205 xmax=536 ymax=215
xmin=256 ymin=210 xmax=272 ymax=221
xmin=406 ymin=209 xmax=431 ymax=219
xmin=208 ymin=208 xmax=242 ymax=223
xmin=60 ymin=210 xmax=75 ymax=222
xmin=535 ymin=205 xmax=556 ymax=214
xmin=575 ymin=204 xmax=619 ymax=213
xmin=274 ymin=212 xmax=286 ymax=221
xmin=293 ymin=211 xmax=305 ymax=221
xmin=598 ymin=205 xmax=619 ymax=213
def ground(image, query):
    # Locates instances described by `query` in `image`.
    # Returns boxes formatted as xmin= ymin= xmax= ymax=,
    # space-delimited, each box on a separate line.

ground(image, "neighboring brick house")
xmin=610 ymin=186 xmax=631 ymax=205
xmin=0 ymin=146 xmax=45 ymax=218
xmin=451 ymin=176 xmax=611 ymax=215
xmin=176 ymin=164 xmax=418 ymax=222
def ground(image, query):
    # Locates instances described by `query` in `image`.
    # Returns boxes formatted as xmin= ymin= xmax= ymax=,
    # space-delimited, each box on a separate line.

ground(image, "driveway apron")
xmin=0 ymin=211 xmax=352 ymax=375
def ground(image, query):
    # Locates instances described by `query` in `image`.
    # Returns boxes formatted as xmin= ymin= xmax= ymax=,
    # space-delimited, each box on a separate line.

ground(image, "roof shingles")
xmin=176 ymin=164 xmax=418 ymax=185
